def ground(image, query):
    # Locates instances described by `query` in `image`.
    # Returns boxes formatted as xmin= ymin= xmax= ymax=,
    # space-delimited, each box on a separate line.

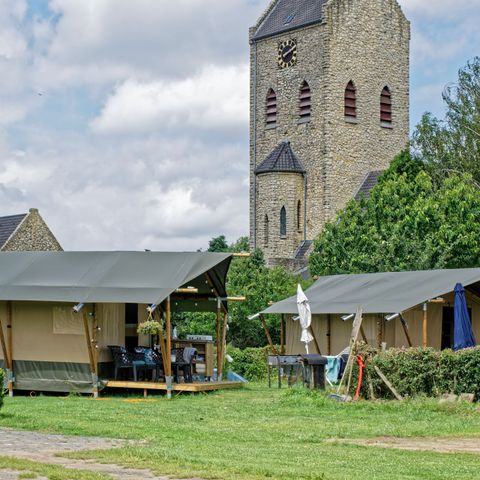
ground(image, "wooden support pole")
xmin=422 ymin=302 xmax=428 ymax=348
xmin=260 ymin=315 xmax=278 ymax=355
xmin=376 ymin=316 xmax=383 ymax=348
xmin=82 ymin=311 xmax=95 ymax=374
xmin=225 ymin=297 xmax=246 ymax=302
xmin=165 ymin=296 xmax=173 ymax=399
xmin=327 ymin=314 xmax=332 ymax=355
xmin=218 ymin=312 xmax=229 ymax=381
xmin=310 ymin=327 xmax=321 ymax=355
xmin=216 ymin=298 xmax=222 ymax=373
xmin=91 ymin=305 xmax=99 ymax=398
xmin=155 ymin=310 xmax=167 ymax=369
xmin=280 ymin=315 xmax=285 ymax=355
xmin=7 ymin=302 xmax=13 ymax=396
xmin=165 ymin=297 xmax=172 ymax=377
xmin=175 ymin=288 xmax=199 ymax=294
xmin=232 ymin=252 xmax=251 ymax=258
xmin=399 ymin=314 xmax=413 ymax=348
xmin=0 ymin=315 xmax=10 ymax=370
xmin=360 ymin=325 xmax=368 ymax=344
xmin=374 ymin=366 xmax=403 ymax=401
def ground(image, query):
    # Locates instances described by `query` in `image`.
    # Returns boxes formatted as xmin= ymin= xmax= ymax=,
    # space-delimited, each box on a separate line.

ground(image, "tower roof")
xmin=252 ymin=0 xmax=326 ymax=41
xmin=255 ymin=141 xmax=306 ymax=175
xmin=0 ymin=213 xmax=27 ymax=248
xmin=354 ymin=171 xmax=385 ymax=201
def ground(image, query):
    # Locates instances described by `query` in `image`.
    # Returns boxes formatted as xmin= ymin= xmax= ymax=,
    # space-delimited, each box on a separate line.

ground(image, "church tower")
xmin=249 ymin=0 xmax=410 ymax=268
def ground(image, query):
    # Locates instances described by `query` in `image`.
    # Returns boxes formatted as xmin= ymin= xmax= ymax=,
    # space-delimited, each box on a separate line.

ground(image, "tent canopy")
xmin=0 ymin=251 xmax=232 ymax=311
xmin=262 ymin=268 xmax=480 ymax=315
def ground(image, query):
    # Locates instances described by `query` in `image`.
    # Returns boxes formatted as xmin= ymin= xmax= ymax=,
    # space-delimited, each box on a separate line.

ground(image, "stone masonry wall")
xmin=249 ymin=0 xmax=410 ymax=265
xmin=256 ymin=172 xmax=305 ymax=261
xmin=2 ymin=208 xmax=63 ymax=251
xmin=250 ymin=23 xmax=326 ymax=257
xmin=322 ymin=0 xmax=410 ymax=222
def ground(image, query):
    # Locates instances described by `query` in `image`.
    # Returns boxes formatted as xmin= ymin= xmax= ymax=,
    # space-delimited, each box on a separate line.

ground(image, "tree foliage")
xmin=309 ymin=151 xmax=480 ymax=276
xmin=175 ymin=237 xmax=306 ymax=348
xmin=412 ymin=57 xmax=480 ymax=183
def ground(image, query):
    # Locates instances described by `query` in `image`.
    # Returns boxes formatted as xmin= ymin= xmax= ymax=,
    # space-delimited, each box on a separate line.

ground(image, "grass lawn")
xmin=1 ymin=385 xmax=480 ymax=479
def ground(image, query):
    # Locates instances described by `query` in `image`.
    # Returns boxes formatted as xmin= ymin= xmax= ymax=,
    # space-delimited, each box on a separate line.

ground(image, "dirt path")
xmin=0 ymin=428 xmax=201 ymax=480
xmin=334 ymin=436 xmax=480 ymax=454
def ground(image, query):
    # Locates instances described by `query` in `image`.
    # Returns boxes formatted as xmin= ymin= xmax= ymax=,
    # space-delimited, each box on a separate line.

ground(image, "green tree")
xmin=309 ymin=151 xmax=480 ymax=276
xmin=176 ymin=236 xmax=307 ymax=348
xmin=413 ymin=57 xmax=480 ymax=183
xmin=208 ymin=235 xmax=229 ymax=252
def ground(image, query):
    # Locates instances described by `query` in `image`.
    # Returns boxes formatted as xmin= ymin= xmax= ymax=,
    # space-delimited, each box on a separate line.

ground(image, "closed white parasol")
xmin=295 ymin=284 xmax=313 ymax=353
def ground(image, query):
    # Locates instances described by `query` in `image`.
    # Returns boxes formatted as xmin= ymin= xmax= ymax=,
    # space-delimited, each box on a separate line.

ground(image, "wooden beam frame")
xmin=327 ymin=314 xmax=332 ymax=355
xmin=7 ymin=301 xmax=13 ymax=396
xmin=310 ymin=326 xmax=321 ymax=354
xmin=280 ymin=315 xmax=285 ymax=355
xmin=165 ymin=296 xmax=173 ymax=399
xmin=399 ymin=314 xmax=413 ymax=348
xmin=260 ymin=315 xmax=278 ymax=355
xmin=218 ymin=312 xmax=229 ymax=380
xmin=422 ymin=302 xmax=428 ymax=348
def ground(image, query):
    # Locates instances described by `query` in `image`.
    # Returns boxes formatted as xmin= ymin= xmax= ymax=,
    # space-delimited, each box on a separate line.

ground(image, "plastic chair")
xmin=108 ymin=345 xmax=145 ymax=381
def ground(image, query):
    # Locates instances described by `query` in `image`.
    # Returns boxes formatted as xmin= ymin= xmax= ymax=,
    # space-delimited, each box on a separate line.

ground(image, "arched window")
xmin=299 ymin=81 xmax=311 ymax=121
xmin=297 ymin=200 xmax=302 ymax=232
xmin=264 ymin=215 xmax=269 ymax=248
xmin=380 ymin=86 xmax=392 ymax=126
xmin=344 ymin=81 xmax=357 ymax=120
xmin=280 ymin=206 xmax=287 ymax=237
xmin=266 ymin=89 xmax=277 ymax=127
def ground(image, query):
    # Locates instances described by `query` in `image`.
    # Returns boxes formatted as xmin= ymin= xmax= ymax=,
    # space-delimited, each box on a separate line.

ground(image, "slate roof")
xmin=255 ymin=141 xmax=306 ymax=175
xmin=252 ymin=0 xmax=326 ymax=41
xmin=0 ymin=213 xmax=27 ymax=248
xmin=354 ymin=171 xmax=384 ymax=201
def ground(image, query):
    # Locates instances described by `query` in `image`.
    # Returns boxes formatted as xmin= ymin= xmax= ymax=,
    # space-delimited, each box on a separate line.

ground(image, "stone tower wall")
xmin=250 ymin=0 xmax=410 ymax=264
xmin=2 ymin=208 xmax=63 ymax=251
xmin=256 ymin=172 xmax=305 ymax=259
xmin=321 ymin=0 xmax=410 ymax=223
xmin=250 ymin=24 xmax=326 ymax=254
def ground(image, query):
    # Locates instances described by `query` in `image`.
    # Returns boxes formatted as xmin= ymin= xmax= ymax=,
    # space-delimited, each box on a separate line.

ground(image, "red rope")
xmin=354 ymin=355 xmax=365 ymax=401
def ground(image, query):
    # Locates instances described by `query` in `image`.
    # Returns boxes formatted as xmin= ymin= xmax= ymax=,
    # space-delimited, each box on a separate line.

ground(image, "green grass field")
xmin=1 ymin=385 xmax=480 ymax=479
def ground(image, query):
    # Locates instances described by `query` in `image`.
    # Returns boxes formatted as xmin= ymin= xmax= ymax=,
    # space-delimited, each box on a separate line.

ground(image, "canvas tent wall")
xmin=261 ymin=268 xmax=480 ymax=355
xmin=0 ymin=251 xmax=232 ymax=393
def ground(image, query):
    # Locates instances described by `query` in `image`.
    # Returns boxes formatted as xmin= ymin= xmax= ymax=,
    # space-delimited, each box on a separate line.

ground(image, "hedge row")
xmin=226 ymin=346 xmax=272 ymax=381
xmin=351 ymin=345 xmax=480 ymax=400
xmin=0 ymin=368 xmax=4 ymax=410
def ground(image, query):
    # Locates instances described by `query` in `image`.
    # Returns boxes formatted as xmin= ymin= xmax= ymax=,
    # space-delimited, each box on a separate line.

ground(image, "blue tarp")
xmin=453 ymin=283 xmax=477 ymax=351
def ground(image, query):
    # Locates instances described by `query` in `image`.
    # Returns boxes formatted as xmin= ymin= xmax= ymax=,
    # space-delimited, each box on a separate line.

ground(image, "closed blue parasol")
xmin=453 ymin=283 xmax=477 ymax=351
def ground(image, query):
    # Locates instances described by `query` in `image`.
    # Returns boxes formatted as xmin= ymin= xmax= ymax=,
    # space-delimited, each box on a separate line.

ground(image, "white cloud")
xmin=91 ymin=65 xmax=249 ymax=135
xmin=400 ymin=0 xmax=479 ymax=18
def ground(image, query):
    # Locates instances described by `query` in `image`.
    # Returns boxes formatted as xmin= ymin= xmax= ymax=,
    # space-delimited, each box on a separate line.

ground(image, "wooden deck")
xmin=105 ymin=380 xmax=243 ymax=393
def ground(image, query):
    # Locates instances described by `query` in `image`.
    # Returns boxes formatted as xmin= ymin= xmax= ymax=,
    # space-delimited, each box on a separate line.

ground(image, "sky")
xmin=0 ymin=0 xmax=479 ymax=252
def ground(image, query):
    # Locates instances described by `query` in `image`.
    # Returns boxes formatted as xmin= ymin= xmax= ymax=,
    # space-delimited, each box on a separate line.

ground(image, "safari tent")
xmin=260 ymin=268 xmax=480 ymax=355
xmin=0 ymin=251 xmax=235 ymax=396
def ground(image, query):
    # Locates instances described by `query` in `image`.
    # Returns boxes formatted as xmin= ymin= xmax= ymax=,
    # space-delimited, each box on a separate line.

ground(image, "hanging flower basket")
xmin=137 ymin=320 xmax=161 ymax=336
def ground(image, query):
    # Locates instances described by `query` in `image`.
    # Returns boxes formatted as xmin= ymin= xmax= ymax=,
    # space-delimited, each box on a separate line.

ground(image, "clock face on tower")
xmin=278 ymin=39 xmax=297 ymax=69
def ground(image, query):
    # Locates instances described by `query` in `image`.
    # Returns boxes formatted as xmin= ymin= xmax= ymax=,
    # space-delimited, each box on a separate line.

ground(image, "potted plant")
xmin=137 ymin=320 xmax=161 ymax=336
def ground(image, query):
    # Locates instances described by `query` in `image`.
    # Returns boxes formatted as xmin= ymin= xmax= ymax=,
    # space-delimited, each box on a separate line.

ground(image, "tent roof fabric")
xmin=0 ymin=251 xmax=232 ymax=310
xmin=261 ymin=268 xmax=480 ymax=315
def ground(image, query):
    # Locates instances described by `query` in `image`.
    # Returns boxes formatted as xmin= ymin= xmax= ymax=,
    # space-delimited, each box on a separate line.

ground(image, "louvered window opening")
xmin=266 ymin=89 xmax=277 ymax=127
xmin=380 ymin=87 xmax=392 ymax=124
xmin=280 ymin=207 xmax=287 ymax=237
xmin=344 ymin=81 xmax=357 ymax=119
xmin=264 ymin=215 xmax=269 ymax=248
xmin=297 ymin=201 xmax=301 ymax=231
xmin=299 ymin=82 xmax=311 ymax=120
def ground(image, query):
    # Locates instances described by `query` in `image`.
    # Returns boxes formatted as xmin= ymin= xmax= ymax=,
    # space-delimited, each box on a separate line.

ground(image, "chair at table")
xmin=172 ymin=347 xmax=197 ymax=383
xmin=134 ymin=347 xmax=164 ymax=381
xmin=108 ymin=345 xmax=146 ymax=381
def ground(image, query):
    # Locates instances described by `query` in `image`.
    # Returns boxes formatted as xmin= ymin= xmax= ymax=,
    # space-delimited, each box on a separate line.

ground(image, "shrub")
xmin=350 ymin=345 xmax=480 ymax=400
xmin=227 ymin=346 xmax=272 ymax=381
xmin=0 ymin=368 xmax=4 ymax=410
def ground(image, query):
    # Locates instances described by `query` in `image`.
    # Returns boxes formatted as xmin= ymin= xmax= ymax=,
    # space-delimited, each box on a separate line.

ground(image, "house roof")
xmin=0 ymin=214 xmax=27 ymax=248
xmin=252 ymin=0 xmax=326 ymax=41
xmin=255 ymin=141 xmax=306 ymax=175
xmin=354 ymin=171 xmax=384 ymax=201
xmin=261 ymin=268 xmax=480 ymax=315
xmin=0 ymin=251 xmax=233 ymax=312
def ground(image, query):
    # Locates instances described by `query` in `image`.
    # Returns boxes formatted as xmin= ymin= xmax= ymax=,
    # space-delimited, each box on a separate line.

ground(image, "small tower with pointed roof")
xmin=249 ymin=0 xmax=410 ymax=268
